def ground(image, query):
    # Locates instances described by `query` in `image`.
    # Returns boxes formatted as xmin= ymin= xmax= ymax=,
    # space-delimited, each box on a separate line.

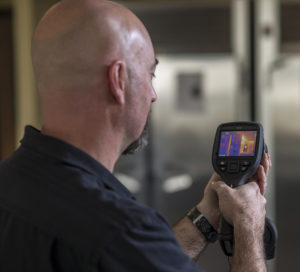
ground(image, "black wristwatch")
xmin=187 ymin=206 xmax=218 ymax=243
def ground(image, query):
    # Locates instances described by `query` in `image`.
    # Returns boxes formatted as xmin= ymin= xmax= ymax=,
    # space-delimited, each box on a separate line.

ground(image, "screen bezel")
xmin=217 ymin=128 xmax=260 ymax=159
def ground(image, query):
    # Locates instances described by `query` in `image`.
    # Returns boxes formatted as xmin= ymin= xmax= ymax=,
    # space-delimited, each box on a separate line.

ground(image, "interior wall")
xmin=11 ymin=0 xmax=40 ymax=144
xmin=0 ymin=0 xmax=60 ymax=146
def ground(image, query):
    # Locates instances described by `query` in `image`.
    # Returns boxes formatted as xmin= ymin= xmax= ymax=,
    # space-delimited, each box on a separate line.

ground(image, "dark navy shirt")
xmin=0 ymin=126 xmax=202 ymax=271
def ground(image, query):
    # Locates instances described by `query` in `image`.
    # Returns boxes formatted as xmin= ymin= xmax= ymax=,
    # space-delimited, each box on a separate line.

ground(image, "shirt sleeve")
xmin=96 ymin=210 xmax=205 ymax=272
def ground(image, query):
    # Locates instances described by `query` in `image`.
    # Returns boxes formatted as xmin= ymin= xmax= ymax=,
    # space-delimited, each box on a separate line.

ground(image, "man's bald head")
xmin=31 ymin=0 xmax=157 ymax=169
xmin=32 ymin=0 xmax=153 ymax=94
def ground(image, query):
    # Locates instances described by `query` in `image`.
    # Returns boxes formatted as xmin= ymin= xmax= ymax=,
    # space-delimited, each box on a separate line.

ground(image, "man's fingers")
xmin=257 ymin=165 xmax=267 ymax=195
xmin=208 ymin=172 xmax=222 ymax=183
xmin=211 ymin=180 xmax=231 ymax=196
xmin=268 ymin=153 xmax=272 ymax=167
xmin=261 ymin=153 xmax=270 ymax=176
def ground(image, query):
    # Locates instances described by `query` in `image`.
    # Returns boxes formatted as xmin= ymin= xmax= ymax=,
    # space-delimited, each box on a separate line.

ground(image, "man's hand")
xmin=196 ymin=173 xmax=222 ymax=230
xmin=198 ymin=153 xmax=271 ymax=229
xmin=211 ymin=178 xmax=267 ymax=232
xmin=173 ymin=153 xmax=271 ymax=264
xmin=211 ymin=153 xmax=271 ymax=228
xmin=211 ymin=178 xmax=267 ymax=272
xmin=250 ymin=153 xmax=272 ymax=195
xmin=209 ymin=153 xmax=272 ymax=272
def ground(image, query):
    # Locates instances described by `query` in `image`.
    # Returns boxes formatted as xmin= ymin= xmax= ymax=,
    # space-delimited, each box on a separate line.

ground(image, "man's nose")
xmin=151 ymin=89 xmax=157 ymax=102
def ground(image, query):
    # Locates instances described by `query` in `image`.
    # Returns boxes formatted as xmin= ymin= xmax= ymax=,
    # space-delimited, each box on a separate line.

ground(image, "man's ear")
xmin=108 ymin=60 xmax=127 ymax=105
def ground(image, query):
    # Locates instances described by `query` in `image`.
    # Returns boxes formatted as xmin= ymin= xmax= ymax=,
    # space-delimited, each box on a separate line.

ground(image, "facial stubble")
xmin=122 ymin=116 xmax=150 ymax=155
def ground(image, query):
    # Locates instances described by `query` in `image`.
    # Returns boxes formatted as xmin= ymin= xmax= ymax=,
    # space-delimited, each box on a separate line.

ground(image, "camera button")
xmin=218 ymin=160 xmax=227 ymax=166
xmin=241 ymin=161 xmax=251 ymax=166
xmin=241 ymin=166 xmax=248 ymax=172
xmin=220 ymin=167 xmax=226 ymax=172
xmin=228 ymin=161 xmax=239 ymax=173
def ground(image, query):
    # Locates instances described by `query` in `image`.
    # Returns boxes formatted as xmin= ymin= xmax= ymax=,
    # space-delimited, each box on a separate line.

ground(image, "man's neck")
xmin=41 ymin=124 xmax=122 ymax=172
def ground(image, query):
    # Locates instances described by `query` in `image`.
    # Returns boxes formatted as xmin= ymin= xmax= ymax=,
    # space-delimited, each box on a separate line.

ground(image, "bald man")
xmin=0 ymin=0 xmax=271 ymax=271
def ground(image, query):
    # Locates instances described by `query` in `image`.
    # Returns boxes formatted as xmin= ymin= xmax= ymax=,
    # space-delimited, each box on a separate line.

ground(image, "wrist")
xmin=233 ymin=215 xmax=265 ymax=237
xmin=232 ymin=224 xmax=266 ymax=272
xmin=196 ymin=201 xmax=220 ymax=230
xmin=234 ymin=218 xmax=265 ymax=245
xmin=187 ymin=206 xmax=218 ymax=243
xmin=234 ymin=222 xmax=266 ymax=263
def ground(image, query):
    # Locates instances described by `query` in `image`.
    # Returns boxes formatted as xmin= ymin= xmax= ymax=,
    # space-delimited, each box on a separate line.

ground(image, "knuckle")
xmin=248 ymin=181 xmax=257 ymax=189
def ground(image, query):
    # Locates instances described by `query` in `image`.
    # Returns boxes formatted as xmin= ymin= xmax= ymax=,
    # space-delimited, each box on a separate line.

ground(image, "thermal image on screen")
xmin=218 ymin=131 xmax=257 ymax=157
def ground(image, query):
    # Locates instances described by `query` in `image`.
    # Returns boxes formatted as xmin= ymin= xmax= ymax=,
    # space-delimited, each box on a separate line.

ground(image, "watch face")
xmin=207 ymin=230 xmax=219 ymax=242
xmin=195 ymin=216 xmax=218 ymax=243
xmin=187 ymin=207 xmax=218 ymax=243
xmin=199 ymin=217 xmax=211 ymax=232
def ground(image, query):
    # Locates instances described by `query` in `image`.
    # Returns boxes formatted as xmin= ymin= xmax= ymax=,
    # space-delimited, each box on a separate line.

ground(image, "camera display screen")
xmin=218 ymin=130 xmax=257 ymax=157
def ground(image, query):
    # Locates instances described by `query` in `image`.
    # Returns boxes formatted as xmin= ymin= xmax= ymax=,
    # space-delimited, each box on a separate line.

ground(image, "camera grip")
xmin=219 ymin=217 xmax=234 ymax=256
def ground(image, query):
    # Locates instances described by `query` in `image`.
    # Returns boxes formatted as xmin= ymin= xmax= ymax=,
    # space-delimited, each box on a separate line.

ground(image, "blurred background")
xmin=0 ymin=0 xmax=299 ymax=271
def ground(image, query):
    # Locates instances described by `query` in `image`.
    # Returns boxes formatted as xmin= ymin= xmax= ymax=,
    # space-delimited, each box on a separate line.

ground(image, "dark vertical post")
xmin=249 ymin=0 xmax=257 ymax=121
xmin=0 ymin=10 xmax=15 ymax=160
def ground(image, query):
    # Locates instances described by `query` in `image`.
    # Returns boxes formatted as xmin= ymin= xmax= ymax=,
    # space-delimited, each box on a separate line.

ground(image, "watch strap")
xmin=187 ymin=206 xmax=218 ymax=243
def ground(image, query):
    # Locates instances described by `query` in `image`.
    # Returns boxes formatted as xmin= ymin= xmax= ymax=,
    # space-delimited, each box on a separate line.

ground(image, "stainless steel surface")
xmin=272 ymin=56 xmax=300 ymax=271
xmin=152 ymin=55 xmax=237 ymax=214
xmin=153 ymin=56 xmax=238 ymax=271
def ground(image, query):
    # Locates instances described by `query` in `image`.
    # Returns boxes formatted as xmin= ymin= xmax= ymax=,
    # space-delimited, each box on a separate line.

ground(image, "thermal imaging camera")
xmin=212 ymin=122 xmax=277 ymax=260
xmin=212 ymin=122 xmax=265 ymax=187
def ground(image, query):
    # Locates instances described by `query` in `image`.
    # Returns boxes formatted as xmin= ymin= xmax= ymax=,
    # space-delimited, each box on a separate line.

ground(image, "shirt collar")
xmin=20 ymin=126 xmax=134 ymax=200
